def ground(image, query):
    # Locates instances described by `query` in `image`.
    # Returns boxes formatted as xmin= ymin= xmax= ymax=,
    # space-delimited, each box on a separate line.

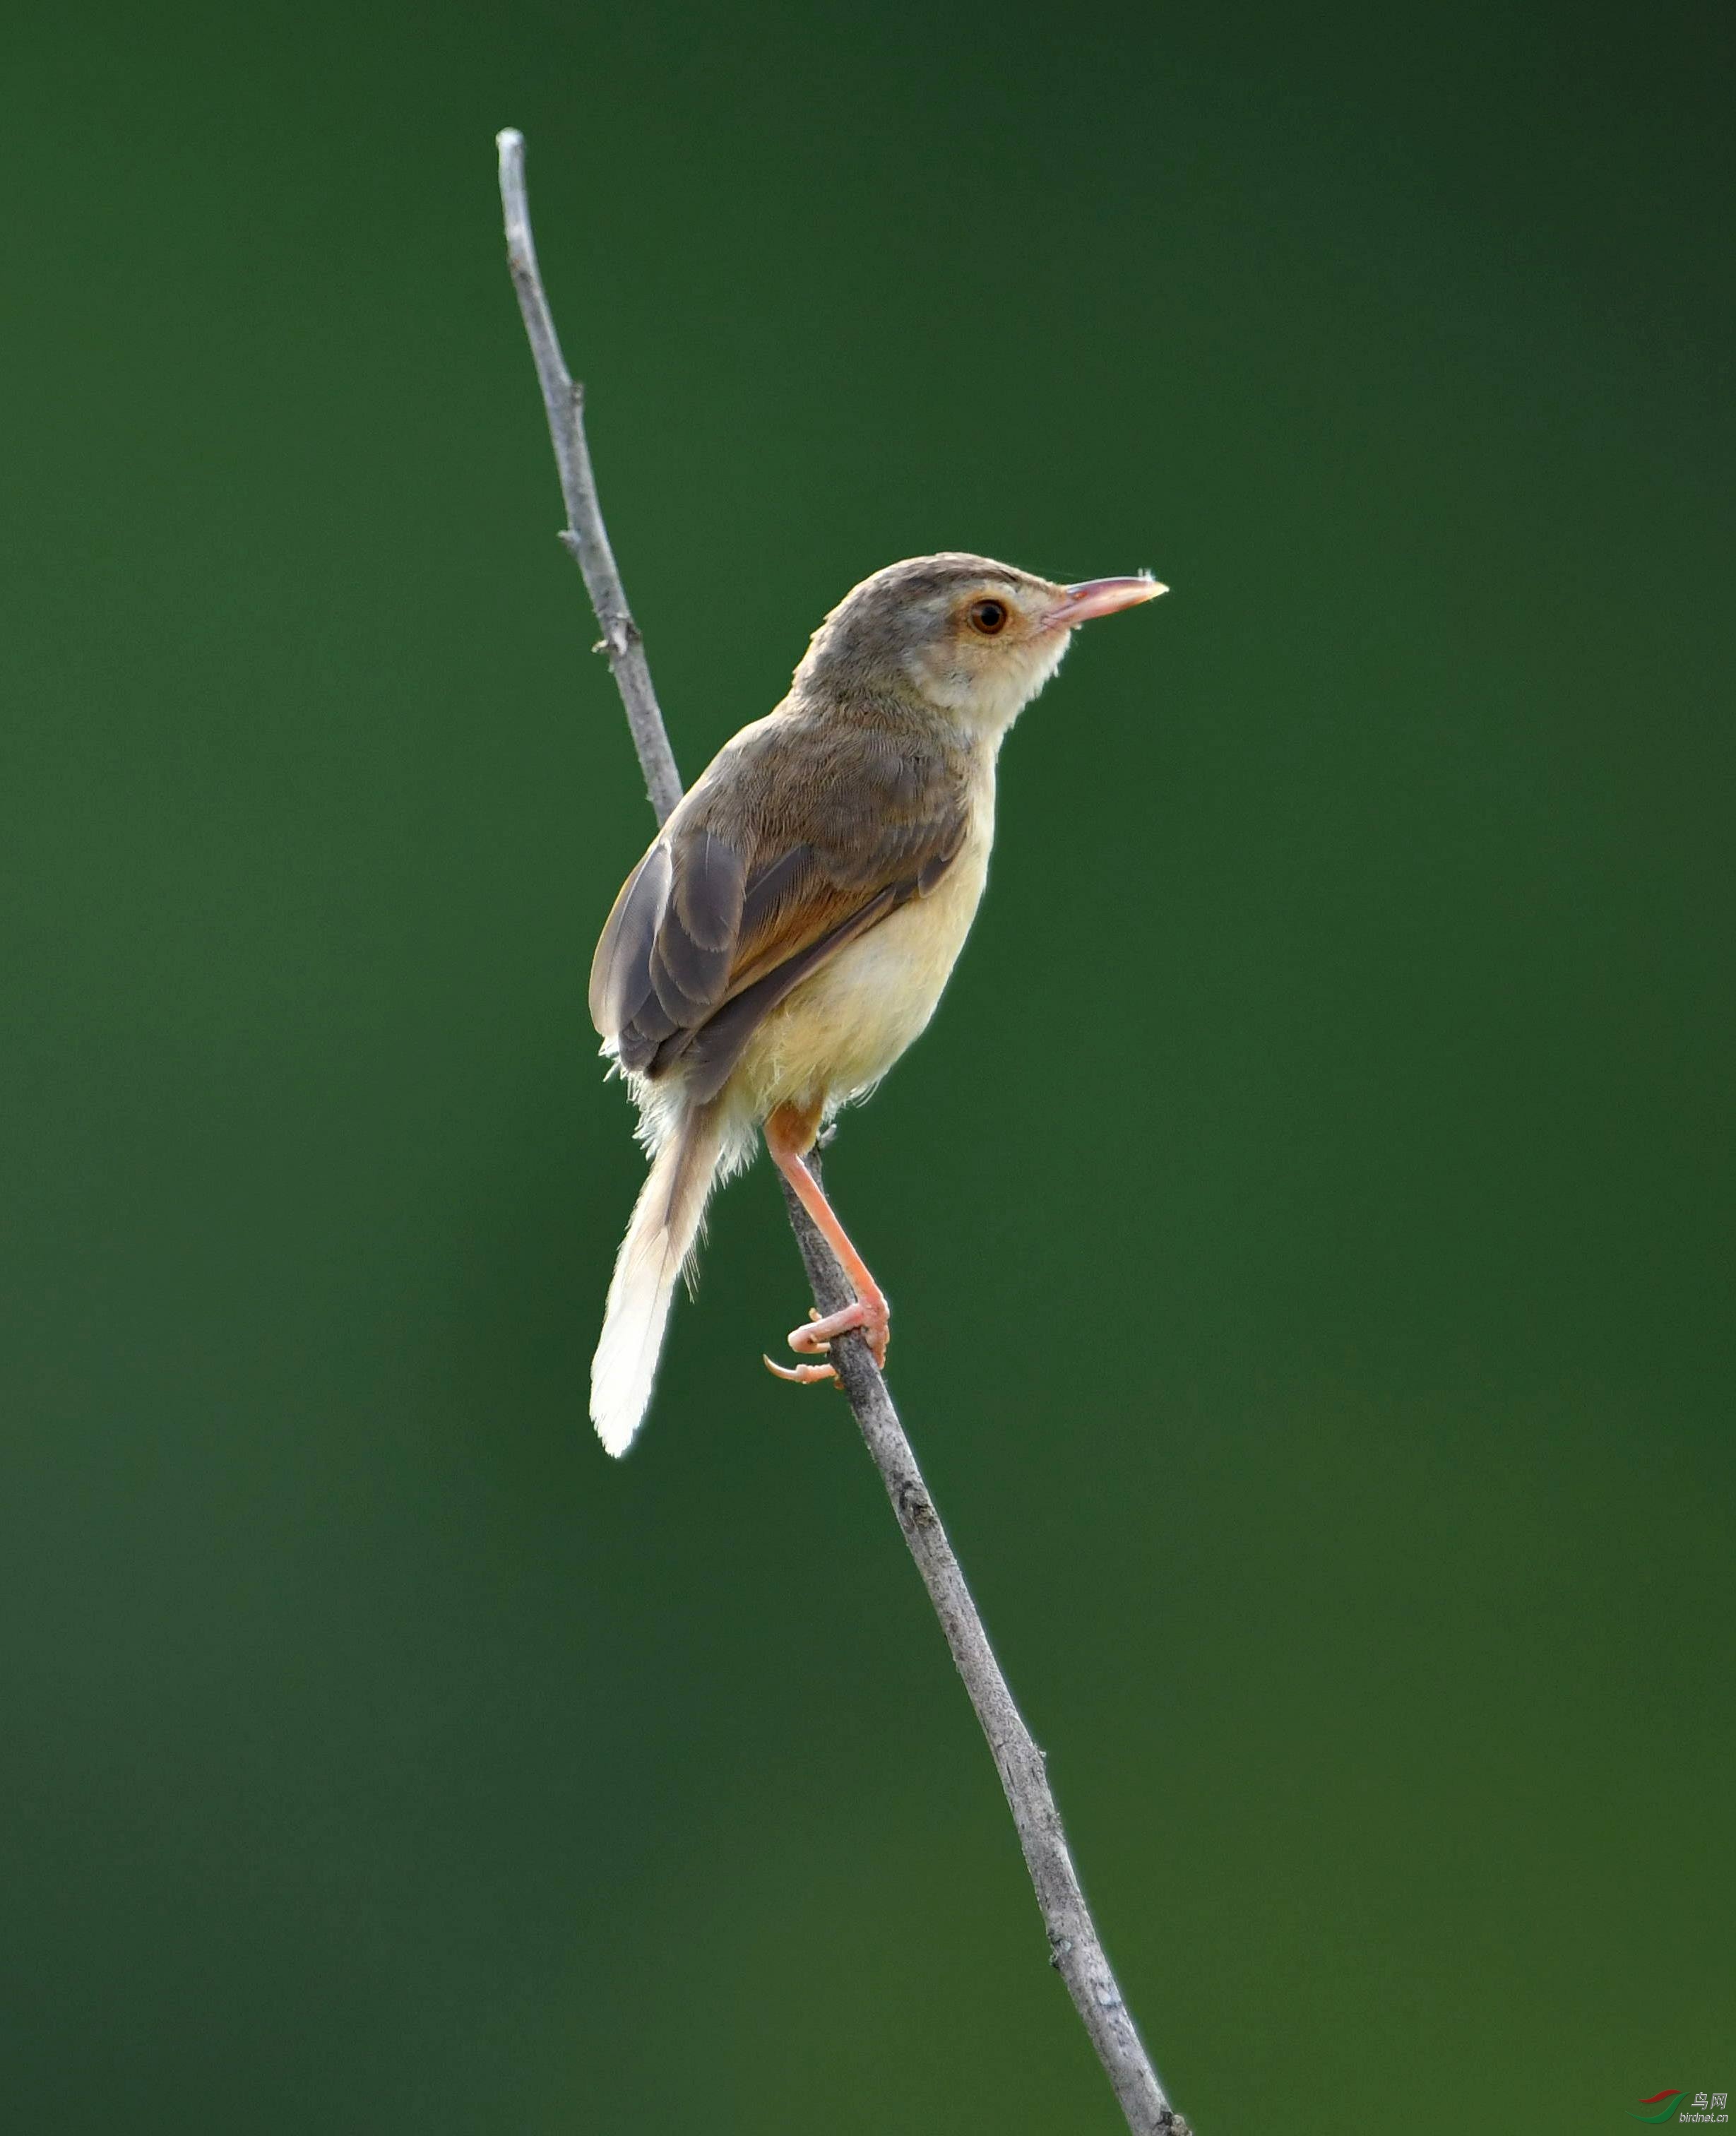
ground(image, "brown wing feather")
xmin=588 ymin=843 xmax=670 ymax=1038
xmin=590 ymin=706 xmax=970 ymax=1089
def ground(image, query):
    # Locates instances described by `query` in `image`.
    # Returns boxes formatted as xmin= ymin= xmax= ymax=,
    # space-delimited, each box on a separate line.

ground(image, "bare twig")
xmin=778 ymin=1163 xmax=1189 ymax=2135
xmin=494 ymin=125 xmax=1190 ymax=2136
xmin=497 ymin=129 xmax=682 ymax=826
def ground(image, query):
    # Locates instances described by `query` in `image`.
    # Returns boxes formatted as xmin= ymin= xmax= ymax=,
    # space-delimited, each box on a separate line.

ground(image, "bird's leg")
xmin=762 ymin=1101 xmax=890 ymax=1384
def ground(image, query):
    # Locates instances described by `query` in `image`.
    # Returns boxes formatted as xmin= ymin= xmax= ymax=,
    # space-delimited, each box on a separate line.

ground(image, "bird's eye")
xmin=968 ymin=598 xmax=1009 ymax=636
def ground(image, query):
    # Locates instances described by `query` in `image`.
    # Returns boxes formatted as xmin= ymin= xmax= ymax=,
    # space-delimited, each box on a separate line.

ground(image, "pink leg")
xmin=761 ymin=1103 xmax=890 ymax=1385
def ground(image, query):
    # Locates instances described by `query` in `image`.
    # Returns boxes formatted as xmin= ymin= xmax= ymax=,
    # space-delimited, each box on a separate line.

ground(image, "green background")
xmin=4 ymin=3 xmax=1730 ymax=2130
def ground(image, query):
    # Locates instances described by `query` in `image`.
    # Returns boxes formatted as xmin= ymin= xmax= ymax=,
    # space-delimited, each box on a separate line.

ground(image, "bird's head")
xmin=793 ymin=552 xmax=1165 ymax=735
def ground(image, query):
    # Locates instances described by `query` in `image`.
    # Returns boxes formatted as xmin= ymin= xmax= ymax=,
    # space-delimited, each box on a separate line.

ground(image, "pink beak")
xmin=1047 ymin=574 xmax=1167 ymax=629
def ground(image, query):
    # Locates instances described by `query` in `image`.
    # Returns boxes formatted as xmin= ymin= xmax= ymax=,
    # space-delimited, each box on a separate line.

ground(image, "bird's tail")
xmin=590 ymin=1098 xmax=727 ymax=1456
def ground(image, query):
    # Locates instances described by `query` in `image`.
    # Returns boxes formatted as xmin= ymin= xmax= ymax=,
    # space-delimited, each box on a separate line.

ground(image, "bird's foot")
xmin=763 ymin=1298 xmax=891 ymax=1387
xmin=794 ymin=1295 xmax=890 ymax=1369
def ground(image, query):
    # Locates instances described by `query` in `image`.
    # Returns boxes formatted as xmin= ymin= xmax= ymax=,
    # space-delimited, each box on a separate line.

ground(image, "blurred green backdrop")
xmin=2 ymin=2 xmax=1731 ymax=2131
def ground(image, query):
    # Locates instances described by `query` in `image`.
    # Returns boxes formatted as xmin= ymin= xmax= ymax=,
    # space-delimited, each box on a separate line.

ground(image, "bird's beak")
xmin=1046 ymin=575 xmax=1167 ymax=631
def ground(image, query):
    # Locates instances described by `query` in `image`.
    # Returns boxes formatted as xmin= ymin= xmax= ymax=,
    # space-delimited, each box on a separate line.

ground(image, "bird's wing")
xmin=588 ymin=712 xmax=970 ymax=1102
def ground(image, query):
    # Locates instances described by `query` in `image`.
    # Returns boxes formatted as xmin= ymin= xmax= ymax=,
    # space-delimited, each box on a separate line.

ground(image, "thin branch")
xmin=497 ymin=129 xmax=682 ymax=826
xmin=778 ymin=1165 xmax=1189 ymax=2135
xmin=494 ymin=125 xmax=1190 ymax=2136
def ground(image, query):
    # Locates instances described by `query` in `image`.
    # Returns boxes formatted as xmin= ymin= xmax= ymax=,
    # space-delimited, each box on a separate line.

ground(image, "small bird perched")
xmin=588 ymin=552 xmax=1164 ymax=1452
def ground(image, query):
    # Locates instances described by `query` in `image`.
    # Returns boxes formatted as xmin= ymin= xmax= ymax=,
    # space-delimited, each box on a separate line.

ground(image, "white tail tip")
xmin=589 ymin=1104 xmax=725 ymax=1455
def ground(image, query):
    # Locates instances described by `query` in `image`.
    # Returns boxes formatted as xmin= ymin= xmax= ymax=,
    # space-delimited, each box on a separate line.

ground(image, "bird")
xmin=587 ymin=552 xmax=1165 ymax=1454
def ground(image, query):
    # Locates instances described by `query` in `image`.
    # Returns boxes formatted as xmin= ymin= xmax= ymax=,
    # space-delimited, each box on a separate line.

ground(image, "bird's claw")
xmin=763 ymin=1353 xmax=840 ymax=1387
